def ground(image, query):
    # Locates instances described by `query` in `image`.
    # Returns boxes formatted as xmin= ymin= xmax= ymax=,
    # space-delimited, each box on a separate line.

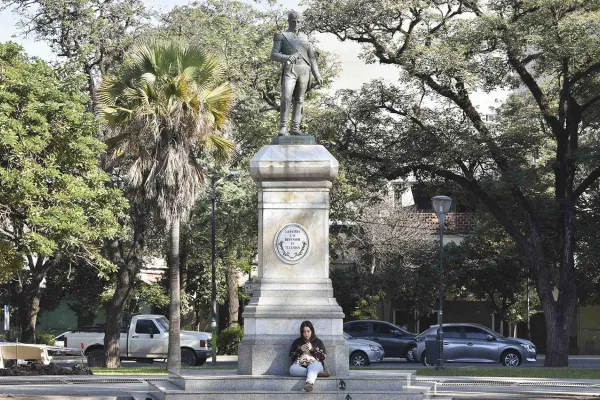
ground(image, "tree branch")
xmin=0 ymin=228 xmax=15 ymax=240
xmin=344 ymin=158 xmax=532 ymax=250
xmin=570 ymin=61 xmax=600 ymax=86
xmin=581 ymin=94 xmax=600 ymax=113
xmin=573 ymin=167 xmax=600 ymax=200
xmin=504 ymin=42 xmax=562 ymax=134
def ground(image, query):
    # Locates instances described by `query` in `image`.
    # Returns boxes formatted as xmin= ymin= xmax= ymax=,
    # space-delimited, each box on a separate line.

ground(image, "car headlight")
xmin=369 ymin=345 xmax=381 ymax=351
xmin=520 ymin=343 xmax=536 ymax=352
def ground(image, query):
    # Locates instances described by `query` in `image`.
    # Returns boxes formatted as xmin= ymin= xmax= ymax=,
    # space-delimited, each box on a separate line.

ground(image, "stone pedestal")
xmin=238 ymin=144 xmax=348 ymax=377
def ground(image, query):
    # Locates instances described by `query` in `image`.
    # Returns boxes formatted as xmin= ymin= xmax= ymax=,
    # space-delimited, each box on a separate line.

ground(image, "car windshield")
xmin=415 ymin=328 xmax=436 ymax=340
xmin=156 ymin=317 xmax=169 ymax=331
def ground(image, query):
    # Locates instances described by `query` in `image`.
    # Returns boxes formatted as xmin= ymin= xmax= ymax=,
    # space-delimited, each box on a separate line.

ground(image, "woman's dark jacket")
xmin=289 ymin=337 xmax=327 ymax=365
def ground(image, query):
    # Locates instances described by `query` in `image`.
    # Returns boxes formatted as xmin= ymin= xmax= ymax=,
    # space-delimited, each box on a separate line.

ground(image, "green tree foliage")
xmin=330 ymin=199 xmax=438 ymax=321
xmin=305 ymin=0 xmax=600 ymax=366
xmin=350 ymin=292 xmax=384 ymax=321
xmin=99 ymin=39 xmax=234 ymax=373
xmin=0 ymin=42 xmax=127 ymax=343
xmin=1 ymin=0 xmax=159 ymax=369
xmin=182 ymin=173 xmax=256 ymax=329
xmin=445 ymin=220 xmax=532 ymax=324
xmin=0 ymin=0 xmax=150 ymax=105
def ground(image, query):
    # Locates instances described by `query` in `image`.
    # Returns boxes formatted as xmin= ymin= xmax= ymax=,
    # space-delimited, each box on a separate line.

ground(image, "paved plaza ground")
xmin=1 ymin=356 xmax=599 ymax=399
xmin=50 ymin=354 xmax=600 ymax=370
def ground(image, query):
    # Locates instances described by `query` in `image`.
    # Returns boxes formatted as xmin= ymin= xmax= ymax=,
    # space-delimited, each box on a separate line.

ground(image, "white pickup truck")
xmin=63 ymin=314 xmax=212 ymax=367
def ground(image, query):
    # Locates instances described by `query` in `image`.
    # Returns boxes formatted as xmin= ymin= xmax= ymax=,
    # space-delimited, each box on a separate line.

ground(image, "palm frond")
xmin=98 ymin=38 xmax=235 ymax=224
xmin=204 ymin=134 xmax=235 ymax=164
xmin=202 ymin=83 xmax=233 ymax=128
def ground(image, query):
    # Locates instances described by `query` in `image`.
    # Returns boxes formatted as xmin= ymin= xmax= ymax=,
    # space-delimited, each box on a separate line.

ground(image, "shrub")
xmin=0 ymin=330 xmax=19 ymax=342
xmin=216 ymin=325 xmax=244 ymax=355
xmin=35 ymin=332 xmax=57 ymax=346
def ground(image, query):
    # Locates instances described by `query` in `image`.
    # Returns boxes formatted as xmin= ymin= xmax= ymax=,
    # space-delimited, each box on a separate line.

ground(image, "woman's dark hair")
xmin=300 ymin=320 xmax=316 ymax=342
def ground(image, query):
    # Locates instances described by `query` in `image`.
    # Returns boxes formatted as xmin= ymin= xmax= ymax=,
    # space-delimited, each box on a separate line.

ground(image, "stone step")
xmin=179 ymin=376 xmax=405 ymax=392
xmin=155 ymin=390 xmax=427 ymax=400
xmin=148 ymin=381 xmax=183 ymax=400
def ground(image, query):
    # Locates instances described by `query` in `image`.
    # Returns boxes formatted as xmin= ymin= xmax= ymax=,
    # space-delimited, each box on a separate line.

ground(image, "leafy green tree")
xmin=351 ymin=292 xmax=385 ymax=321
xmin=445 ymin=220 xmax=531 ymax=326
xmin=0 ymin=0 xmax=150 ymax=106
xmin=98 ymin=39 xmax=234 ymax=373
xmin=330 ymin=199 xmax=438 ymax=322
xmin=305 ymin=0 xmax=600 ymax=366
xmin=2 ymin=0 xmax=160 ymax=368
xmin=180 ymin=173 xmax=256 ymax=330
xmin=0 ymin=42 xmax=127 ymax=343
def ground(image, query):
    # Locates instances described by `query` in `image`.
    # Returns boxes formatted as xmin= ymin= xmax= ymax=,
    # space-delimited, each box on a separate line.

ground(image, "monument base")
xmin=271 ymin=134 xmax=316 ymax=145
xmin=238 ymin=335 xmax=348 ymax=376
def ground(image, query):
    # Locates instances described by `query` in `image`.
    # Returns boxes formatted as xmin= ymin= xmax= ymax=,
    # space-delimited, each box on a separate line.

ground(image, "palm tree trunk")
xmin=227 ymin=261 xmax=239 ymax=327
xmin=167 ymin=218 xmax=182 ymax=373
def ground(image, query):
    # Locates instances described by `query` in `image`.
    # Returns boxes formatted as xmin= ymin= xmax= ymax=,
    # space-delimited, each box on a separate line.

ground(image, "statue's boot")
xmin=290 ymin=101 xmax=304 ymax=135
xmin=278 ymin=100 xmax=291 ymax=136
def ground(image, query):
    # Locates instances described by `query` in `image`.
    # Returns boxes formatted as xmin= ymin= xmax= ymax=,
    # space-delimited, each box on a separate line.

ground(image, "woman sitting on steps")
xmin=289 ymin=320 xmax=330 ymax=392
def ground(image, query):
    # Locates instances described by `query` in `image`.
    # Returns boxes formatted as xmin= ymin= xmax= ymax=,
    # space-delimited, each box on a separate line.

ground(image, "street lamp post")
xmin=211 ymin=171 xmax=238 ymax=366
xmin=431 ymin=195 xmax=452 ymax=371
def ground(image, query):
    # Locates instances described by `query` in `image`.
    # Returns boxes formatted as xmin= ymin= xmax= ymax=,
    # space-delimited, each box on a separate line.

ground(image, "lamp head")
xmin=431 ymin=195 xmax=452 ymax=222
xmin=211 ymin=318 xmax=217 ymax=329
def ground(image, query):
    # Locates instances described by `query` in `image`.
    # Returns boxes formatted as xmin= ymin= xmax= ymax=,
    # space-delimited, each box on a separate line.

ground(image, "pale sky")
xmin=0 ymin=0 xmax=502 ymax=111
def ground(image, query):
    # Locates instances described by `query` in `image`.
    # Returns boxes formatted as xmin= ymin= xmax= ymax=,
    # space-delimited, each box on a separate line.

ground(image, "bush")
xmin=0 ymin=362 xmax=92 ymax=376
xmin=216 ymin=325 xmax=244 ymax=355
xmin=0 ymin=330 xmax=19 ymax=342
xmin=35 ymin=332 xmax=56 ymax=346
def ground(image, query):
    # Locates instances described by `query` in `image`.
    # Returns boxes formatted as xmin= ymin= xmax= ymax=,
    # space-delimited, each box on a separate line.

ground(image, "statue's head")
xmin=288 ymin=10 xmax=303 ymax=30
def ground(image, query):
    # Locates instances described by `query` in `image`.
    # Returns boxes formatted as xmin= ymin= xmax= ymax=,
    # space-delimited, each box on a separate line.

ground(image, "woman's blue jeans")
xmin=290 ymin=361 xmax=323 ymax=384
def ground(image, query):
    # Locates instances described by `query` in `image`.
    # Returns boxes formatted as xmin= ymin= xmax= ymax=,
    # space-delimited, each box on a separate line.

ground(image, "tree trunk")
xmin=542 ymin=217 xmax=577 ymax=367
xmin=227 ymin=260 xmax=239 ymax=327
xmin=180 ymin=228 xmax=189 ymax=313
xmin=16 ymin=288 xmax=40 ymax=344
xmin=528 ymin=231 xmax=577 ymax=367
xmin=103 ymin=241 xmax=137 ymax=368
xmin=103 ymin=206 xmax=147 ymax=368
xmin=15 ymin=261 xmax=50 ymax=344
xmin=167 ymin=218 xmax=182 ymax=373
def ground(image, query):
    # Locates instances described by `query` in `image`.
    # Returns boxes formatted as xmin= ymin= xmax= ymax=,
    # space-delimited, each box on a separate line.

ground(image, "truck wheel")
xmin=87 ymin=349 xmax=105 ymax=367
xmin=181 ymin=348 xmax=197 ymax=367
xmin=196 ymin=357 xmax=207 ymax=366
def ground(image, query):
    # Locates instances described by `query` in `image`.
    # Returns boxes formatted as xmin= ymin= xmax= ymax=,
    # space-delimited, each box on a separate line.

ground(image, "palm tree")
xmin=98 ymin=40 xmax=234 ymax=373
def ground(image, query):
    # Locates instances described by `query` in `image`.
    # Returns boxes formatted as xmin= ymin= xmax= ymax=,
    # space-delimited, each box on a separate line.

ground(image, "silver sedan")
xmin=415 ymin=323 xmax=537 ymax=367
xmin=344 ymin=332 xmax=385 ymax=366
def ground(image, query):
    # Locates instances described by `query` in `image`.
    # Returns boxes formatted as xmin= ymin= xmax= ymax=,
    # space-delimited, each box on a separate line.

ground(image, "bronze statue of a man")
xmin=271 ymin=10 xmax=322 ymax=136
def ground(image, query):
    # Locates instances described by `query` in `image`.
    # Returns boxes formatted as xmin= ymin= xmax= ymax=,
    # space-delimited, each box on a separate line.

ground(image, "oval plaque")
xmin=274 ymin=223 xmax=310 ymax=264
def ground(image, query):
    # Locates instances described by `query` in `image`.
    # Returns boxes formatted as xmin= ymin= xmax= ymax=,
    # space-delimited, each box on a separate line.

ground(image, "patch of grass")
xmin=416 ymin=367 xmax=600 ymax=379
xmin=92 ymin=365 xmax=237 ymax=375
